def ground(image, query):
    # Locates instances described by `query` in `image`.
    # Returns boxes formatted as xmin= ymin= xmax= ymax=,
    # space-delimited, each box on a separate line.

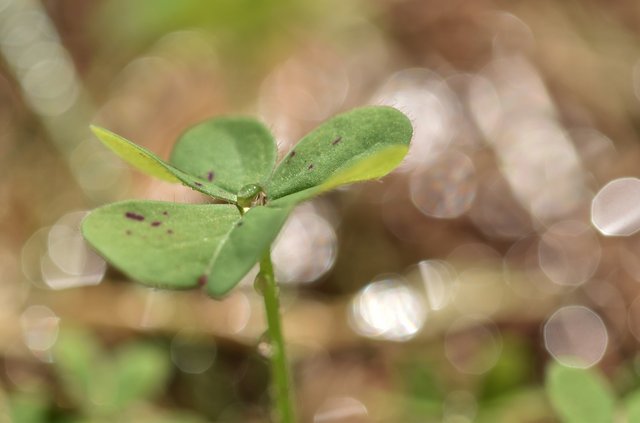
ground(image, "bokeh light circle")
xmin=444 ymin=315 xmax=502 ymax=375
xmin=349 ymin=276 xmax=426 ymax=342
xmin=170 ymin=330 xmax=216 ymax=374
xmin=544 ymin=305 xmax=608 ymax=368
xmin=410 ymin=151 xmax=477 ymax=219
xmin=592 ymin=177 xmax=640 ymax=236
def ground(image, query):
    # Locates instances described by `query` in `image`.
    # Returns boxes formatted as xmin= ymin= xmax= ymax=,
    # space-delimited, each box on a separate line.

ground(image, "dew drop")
xmin=253 ymin=274 xmax=266 ymax=295
xmin=257 ymin=333 xmax=274 ymax=359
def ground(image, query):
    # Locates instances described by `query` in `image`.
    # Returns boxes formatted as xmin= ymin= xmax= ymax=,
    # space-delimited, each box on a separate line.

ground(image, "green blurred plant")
xmin=6 ymin=329 xmax=207 ymax=423
xmin=545 ymin=361 xmax=640 ymax=423
xmin=81 ymin=106 xmax=412 ymax=422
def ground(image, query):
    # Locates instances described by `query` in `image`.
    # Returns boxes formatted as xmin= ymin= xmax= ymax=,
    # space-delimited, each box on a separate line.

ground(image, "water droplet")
xmin=253 ymin=275 xmax=267 ymax=295
xmin=257 ymin=333 xmax=274 ymax=359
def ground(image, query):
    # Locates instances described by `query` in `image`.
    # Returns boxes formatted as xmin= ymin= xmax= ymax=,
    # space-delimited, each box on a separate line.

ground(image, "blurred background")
xmin=2 ymin=0 xmax=640 ymax=421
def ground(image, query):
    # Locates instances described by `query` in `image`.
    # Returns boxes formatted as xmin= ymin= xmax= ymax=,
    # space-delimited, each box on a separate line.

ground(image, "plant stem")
xmin=259 ymin=250 xmax=296 ymax=423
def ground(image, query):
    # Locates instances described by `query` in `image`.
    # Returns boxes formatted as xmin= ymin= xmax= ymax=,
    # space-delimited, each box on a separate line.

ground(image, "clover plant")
xmin=81 ymin=106 xmax=413 ymax=422
xmin=7 ymin=329 xmax=208 ymax=423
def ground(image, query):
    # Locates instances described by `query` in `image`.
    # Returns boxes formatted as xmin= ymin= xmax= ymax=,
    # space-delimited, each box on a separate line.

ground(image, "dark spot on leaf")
xmin=197 ymin=275 xmax=207 ymax=287
xmin=151 ymin=221 xmax=161 ymax=227
xmin=162 ymin=211 xmax=169 ymax=216
xmin=207 ymin=171 xmax=215 ymax=182
xmin=125 ymin=212 xmax=144 ymax=221
xmin=167 ymin=229 xmax=173 ymax=234
xmin=237 ymin=222 xmax=243 ymax=227
xmin=289 ymin=150 xmax=296 ymax=159
xmin=308 ymin=164 xmax=314 ymax=170
xmin=125 ymin=230 xmax=132 ymax=235
xmin=194 ymin=182 xmax=203 ymax=187
xmin=331 ymin=136 xmax=342 ymax=146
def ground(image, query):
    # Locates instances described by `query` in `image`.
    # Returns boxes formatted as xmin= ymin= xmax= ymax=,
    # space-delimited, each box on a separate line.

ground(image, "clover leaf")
xmin=83 ymin=106 xmax=412 ymax=297
xmin=546 ymin=362 xmax=615 ymax=423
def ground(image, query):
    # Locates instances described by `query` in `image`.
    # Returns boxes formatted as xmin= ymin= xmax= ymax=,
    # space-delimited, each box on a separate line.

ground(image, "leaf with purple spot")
xmin=169 ymin=117 xmax=276 ymax=195
xmin=90 ymin=126 xmax=236 ymax=202
xmin=82 ymin=200 xmax=292 ymax=296
xmin=82 ymin=201 xmax=241 ymax=290
xmin=84 ymin=106 xmax=412 ymax=296
xmin=267 ymin=106 xmax=412 ymax=206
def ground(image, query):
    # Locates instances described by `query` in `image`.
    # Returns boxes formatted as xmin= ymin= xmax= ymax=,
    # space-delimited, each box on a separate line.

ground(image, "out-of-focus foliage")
xmin=96 ymin=0 xmax=314 ymax=55
xmin=52 ymin=329 xmax=208 ymax=423
xmin=8 ymin=393 xmax=48 ymax=423
xmin=546 ymin=363 xmax=615 ymax=423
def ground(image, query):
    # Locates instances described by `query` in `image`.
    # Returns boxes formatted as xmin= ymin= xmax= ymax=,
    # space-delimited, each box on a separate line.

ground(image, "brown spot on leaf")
xmin=162 ymin=211 xmax=169 ymax=216
xmin=125 ymin=230 xmax=132 ymax=235
xmin=197 ymin=275 xmax=207 ymax=287
xmin=308 ymin=164 xmax=314 ymax=170
xmin=151 ymin=221 xmax=161 ymax=227
xmin=331 ymin=136 xmax=342 ymax=145
xmin=207 ymin=171 xmax=215 ymax=182
xmin=125 ymin=212 xmax=144 ymax=221
xmin=167 ymin=229 xmax=173 ymax=234
xmin=194 ymin=182 xmax=203 ymax=187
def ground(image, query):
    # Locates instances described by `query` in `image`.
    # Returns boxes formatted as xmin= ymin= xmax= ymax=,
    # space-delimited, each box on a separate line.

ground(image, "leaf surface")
xmin=82 ymin=201 xmax=240 ymax=289
xmin=170 ymin=117 xmax=277 ymax=194
xmin=113 ymin=343 xmax=170 ymax=409
xmin=90 ymin=126 xmax=236 ymax=202
xmin=205 ymin=205 xmax=292 ymax=297
xmin=54 ymin=329 xmax=102 ymax=405
xmin=627 ymin=389 xmax=640 ymax=423
xmin=267 ymin=106 xmax=412 ymax=203
xmin=546 ymin=363 xmax=615 ymax=423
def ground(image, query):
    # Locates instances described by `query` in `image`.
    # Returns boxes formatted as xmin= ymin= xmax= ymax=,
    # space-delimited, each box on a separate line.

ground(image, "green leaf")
xmin=90 ymin=126 xmax=236 ymax=202
xmin=82 ymin=201 xmax=240 ymax=290
xmin=169 ymin=117 xmax=277 ymax=194
xmin=266 ymin=106 xmax=412 ymax=204
xmin=54 ymin=329 xmax=103 ymax=407
xmin=626 ymin=389 xmax=640 ymax=423
xmin=205 ymin=205 xmax=292 ymax=297
xmin=113 ymin=344 xmax=170 ymax=409
xmin=546 ymin=362 xmax=615 ymax=423
xmin=8 ymin=392 xmax=49 ymax=423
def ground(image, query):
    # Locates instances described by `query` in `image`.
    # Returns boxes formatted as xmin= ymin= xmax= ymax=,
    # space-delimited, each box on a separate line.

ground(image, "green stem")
xmin=259 ymin=250 xmax=296 ymax=423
